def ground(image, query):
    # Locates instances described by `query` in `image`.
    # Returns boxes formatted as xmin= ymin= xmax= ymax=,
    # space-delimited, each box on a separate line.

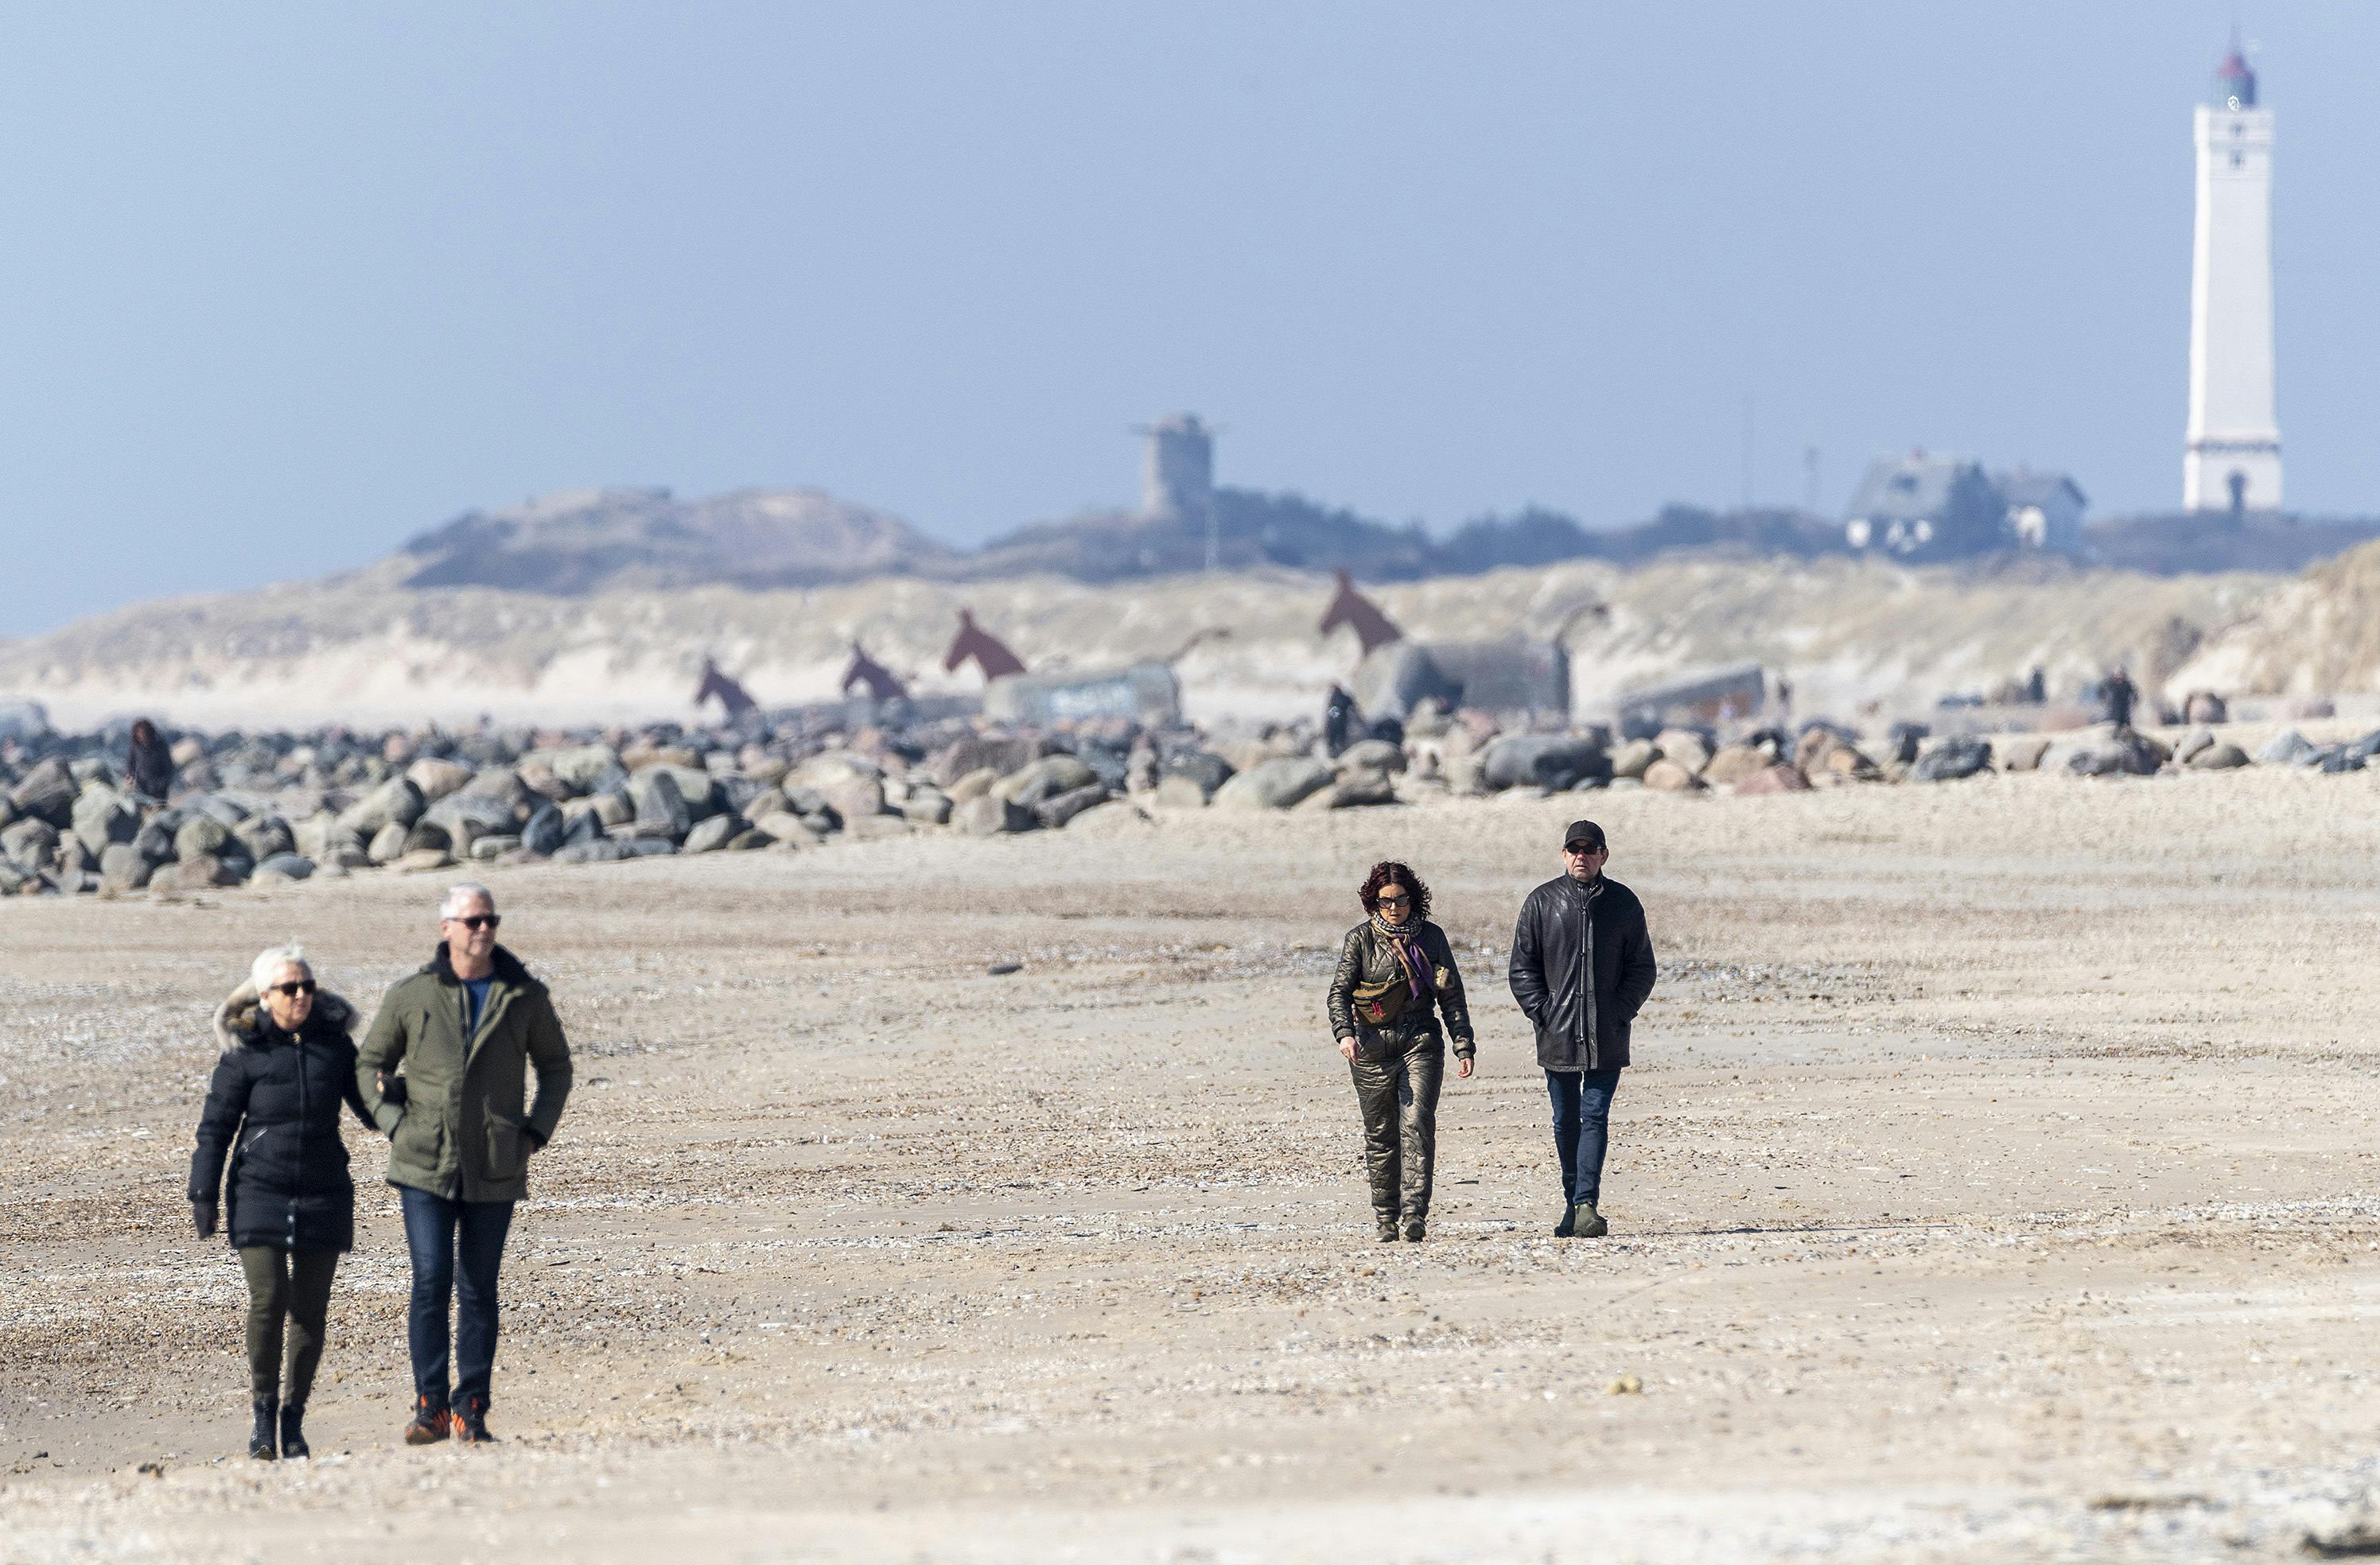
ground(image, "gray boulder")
xmin=682 ymin=814 xmax=738 ymax=854
xmin=1608 ymin=739 xmax=1659 ymax=780
xmin=368 ymin=821 xmax=410 ymax=864
xmin=163 ymin=852 xmax=244 ymax=890
xmin=403 ymin=757 xmax=474 ymax=804
xmin=1153 ymin=775 xmax=1211 ymax=810
xmin=1327 ymin=771 xmax=1400 ymax=809
xmin=901 ymin=789 xmax=953 ymax=826
xmin=2049 ymin=727 xmax=2164 ymax=778
xmin=751 ymin=811 xmax=821 ymax=847
xmin=552 ymin=839 xmax=635 ymax=865
xmin=629 ymin=763 xmax=718 ymax=821
xmin=1911 ymin=735 xmax=1993 ymax=782
xmin=1482 ymin=735 xmax=1608 ymax=792
xmin=174 ymin=814 xmax=233 ymax=862
xmin=2187 ymin=740 xmax=2250 ymax=770
xmin=8 ymin=758 xmax=76 ymax=826
xmin=1335 ymin=739 xmax=1407 ymax=775
xmin=519 ymin=802 xmax=566 ymax=856
xmin=426 ymin=790 xmax=521 ymax=839
xmin=632 ymin=769 xmax=691 ymax=839
xmin=539 ymin=745 xmax=626 ymax=795
xmin=72 ymin=786 xmax=138 ymax=858
xmin=2 ymin=817 xmax=59 ymax=870
xmin=337 ymin=777 xmax=426 ymax=837
xmin=1160 ymin=751 xmax=1235 ymax=799
xmin=588 ymin=790 xmax=633 ymax=829
xmin=2255 ymin=728 xmax=2322 ymax=767
xmin=1212 ymin=757 xmax=1334 ymax=811
xmin=469 ymin=834 xmax=520 ymax=861
xmin=233 ymin=815 xmax=296 ymax=864
xmin=99 ymin=841 xmax=152 ymax=893
xmin=253 ymin=853 xmax=316 ymax=883
xmin=1035 ymin=783 xmax=1112 ymax=830
xmin=997 ymin=755 xmax=1098 ymax=809
xmin=955 ymin=795 xmax=1033 ymax=837
xmin=931 ymin=733 xmax=1048 ymax=789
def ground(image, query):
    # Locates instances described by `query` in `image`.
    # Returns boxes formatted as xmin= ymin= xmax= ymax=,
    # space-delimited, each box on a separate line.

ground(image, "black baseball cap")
xmin=1562 ymin=820 xmax=1606 ymax=852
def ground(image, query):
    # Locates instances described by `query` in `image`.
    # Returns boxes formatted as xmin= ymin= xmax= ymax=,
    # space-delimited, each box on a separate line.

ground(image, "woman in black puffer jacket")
xmin=189 ymin=944 xmax=372 ymax=1461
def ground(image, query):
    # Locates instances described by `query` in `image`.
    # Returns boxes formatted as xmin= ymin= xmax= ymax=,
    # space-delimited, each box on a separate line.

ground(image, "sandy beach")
xmin=7 ymin=767 xmax=2380 ymax=1563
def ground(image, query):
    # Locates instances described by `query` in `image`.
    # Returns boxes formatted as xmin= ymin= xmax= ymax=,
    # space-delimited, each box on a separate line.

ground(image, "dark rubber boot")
xmin=247 ymin=1397 xmax=278 ymax=1461
xmin=1554 ymin=1201 xmax=1577 ymax=1239
xmin=455 ymin=1394 xmax=495 ymax=1445
xmin=1401 ymin=1221 xmax=1427 ymax=1243
xmin=1375 ymin=1221 xmax=1399 ymax=1242
xmin=279 ymin=1402 xmax=309 ymax=1459
xmin=402 ymin=1394 xmax=451 ymax=1446
xmin=1571 ymin=1200 xmax=1608 ymax=1239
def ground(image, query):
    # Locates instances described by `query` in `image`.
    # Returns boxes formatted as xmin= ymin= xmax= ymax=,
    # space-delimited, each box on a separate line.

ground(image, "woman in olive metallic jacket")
xmin=1327 ymin=860 xmax=1474 ymax=1242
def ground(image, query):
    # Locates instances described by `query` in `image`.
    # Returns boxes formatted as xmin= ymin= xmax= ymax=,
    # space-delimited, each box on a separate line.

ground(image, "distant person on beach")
xmin=189 ymin=944 xmax=373 ymax=1460
xmin=2103 ymin=666 xmax=2138 ymax=731
xmin=126 ymin=717 xmax=173 ymax=804
xmin=1508 ymin=821 xmax=1658 ymax=1239
xmin=1327 ymin=860 xmax=1476 ymax=1242
xmin=358 ymin=883 xmax=572 ymax=1446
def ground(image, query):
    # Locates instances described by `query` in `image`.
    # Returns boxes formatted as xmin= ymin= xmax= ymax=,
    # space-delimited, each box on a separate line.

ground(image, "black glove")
xmin=524 ymin=1126 xmax=548 ymax=1151
xmin=192 ymin=1200 xmax=217 ymax=1240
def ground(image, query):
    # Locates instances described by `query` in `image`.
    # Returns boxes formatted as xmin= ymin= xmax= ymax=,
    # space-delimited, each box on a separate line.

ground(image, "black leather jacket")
xmin=1507 ymin=874 xmax=1657 ymax=1070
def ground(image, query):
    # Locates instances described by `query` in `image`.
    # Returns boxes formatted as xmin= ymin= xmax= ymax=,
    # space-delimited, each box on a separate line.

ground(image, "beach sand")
xmin=6 ymin=767 xmax=2380 ymax=1562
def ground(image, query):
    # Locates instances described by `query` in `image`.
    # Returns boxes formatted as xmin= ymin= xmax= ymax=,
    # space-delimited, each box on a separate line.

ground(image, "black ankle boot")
xmin=279 ymin=1401 xmax=309 ymax=1459
xmin=455 ymin=1393 xmax=494 ymax=1444
xmin=248 ymin=1396 xmax=279 ymax=1460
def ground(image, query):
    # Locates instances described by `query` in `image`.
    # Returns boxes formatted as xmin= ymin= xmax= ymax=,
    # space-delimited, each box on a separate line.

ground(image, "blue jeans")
xmin=1546 ymin=1068 xmax=1622 ymax=1207
xmin=398 ymin=1186 xmax=515 ymax=1410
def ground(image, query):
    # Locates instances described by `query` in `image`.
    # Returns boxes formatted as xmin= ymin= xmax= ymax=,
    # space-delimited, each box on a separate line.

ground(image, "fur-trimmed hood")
xmin=214 ymin=981 xmax=359 ymax=1051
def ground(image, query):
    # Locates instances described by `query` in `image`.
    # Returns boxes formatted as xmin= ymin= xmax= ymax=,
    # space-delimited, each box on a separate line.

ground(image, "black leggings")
xmin=237 ymin=1246 xmax=339 ymax=1404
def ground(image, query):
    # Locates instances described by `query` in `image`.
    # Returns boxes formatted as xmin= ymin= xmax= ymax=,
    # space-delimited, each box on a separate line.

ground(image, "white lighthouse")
xmin=2184 ymin=43 xmax=2281 ymax=514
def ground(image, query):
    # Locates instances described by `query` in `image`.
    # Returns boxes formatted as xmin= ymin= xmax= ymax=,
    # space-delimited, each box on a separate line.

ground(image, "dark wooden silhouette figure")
xmin=943 ymin=608 xmax=1028 ymax=682
xmin=694 ymin=658 xmax=758 ymax=720
xmin=841 ymin=643 xmax=909 ymax=702
xmin=1317 ymin=569 xmax=1403 ymax=655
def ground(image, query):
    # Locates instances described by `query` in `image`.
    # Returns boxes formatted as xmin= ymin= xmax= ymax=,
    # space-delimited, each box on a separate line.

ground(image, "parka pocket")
xmin=486 ymin=1117 xmax=525 ymax=1180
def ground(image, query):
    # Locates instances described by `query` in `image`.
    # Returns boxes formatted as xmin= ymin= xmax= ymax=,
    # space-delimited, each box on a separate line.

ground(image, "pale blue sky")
xmin=2 ymin=3 xmax=2374 ymax=635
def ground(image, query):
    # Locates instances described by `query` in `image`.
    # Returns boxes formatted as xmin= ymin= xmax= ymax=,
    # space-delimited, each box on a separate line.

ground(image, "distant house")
xmin=1993 ymin=469 xmax=2087 ymax=553
xmin=1844 ymin=453 xmax=2087 ymax=560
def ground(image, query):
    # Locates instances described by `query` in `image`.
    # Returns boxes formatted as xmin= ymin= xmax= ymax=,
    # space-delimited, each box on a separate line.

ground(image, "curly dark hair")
xmin=1359 ymin=860 xmax=1430 ymax=921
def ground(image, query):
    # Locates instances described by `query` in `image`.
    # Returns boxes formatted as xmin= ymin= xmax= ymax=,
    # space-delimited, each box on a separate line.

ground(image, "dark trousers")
xmin=1546 ymin=1067 xmax=1623 ymax=1207
xmin=1349 ymin=1028 xmax=1444 ymax=1226
xmin=236 ymin=1246 xmax=339 ymax=1404
xmin=398 ymin=1186 xmax=515 ymax=1410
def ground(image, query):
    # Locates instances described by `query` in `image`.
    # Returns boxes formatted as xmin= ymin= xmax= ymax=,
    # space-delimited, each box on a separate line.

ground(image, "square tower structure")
xmin=2184 ymin=46 xmax=2281 ymax=513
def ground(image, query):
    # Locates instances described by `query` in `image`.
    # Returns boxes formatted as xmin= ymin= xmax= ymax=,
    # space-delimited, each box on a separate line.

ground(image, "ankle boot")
xmin=279 ymin=1401 xmax=309 ymax=1459
xmin=247 ymin=1396 xmax=278 ymax=1461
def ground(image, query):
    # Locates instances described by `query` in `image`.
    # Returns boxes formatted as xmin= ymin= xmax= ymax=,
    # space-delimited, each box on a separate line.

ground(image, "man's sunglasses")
xmin=1564 ymin=842 xmax=1602 ymax=856
xmin=448 ymin=914 xmax=500 ymax=931
xmin=267 ymin=980 xmax=317 ymax=998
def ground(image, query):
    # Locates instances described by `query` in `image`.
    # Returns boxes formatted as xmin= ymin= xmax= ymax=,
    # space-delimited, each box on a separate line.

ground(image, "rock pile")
xmin=0 ymin=703 xmax=2368 ymax=897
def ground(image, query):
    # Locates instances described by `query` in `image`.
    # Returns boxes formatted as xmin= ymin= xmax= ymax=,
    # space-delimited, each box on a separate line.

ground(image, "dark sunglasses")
xmin=448 ymin=914 xmax=500 ymax=931
xmin=267 ymin=980 xmax=317 ymax=997
xmin=1376 ymin=893 xmax=1413 ymax=907
xmin=1564 ymin=842 xmax=1602 ymax=856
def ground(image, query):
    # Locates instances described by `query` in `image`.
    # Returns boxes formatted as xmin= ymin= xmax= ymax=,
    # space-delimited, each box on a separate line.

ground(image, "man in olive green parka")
xmin=357 ymin=881 xmax=570 ymax=1446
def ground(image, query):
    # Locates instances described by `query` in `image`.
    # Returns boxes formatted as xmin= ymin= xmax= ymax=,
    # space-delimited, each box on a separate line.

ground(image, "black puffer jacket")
xmin=189 ymin=984 xmax=374 ymax=1252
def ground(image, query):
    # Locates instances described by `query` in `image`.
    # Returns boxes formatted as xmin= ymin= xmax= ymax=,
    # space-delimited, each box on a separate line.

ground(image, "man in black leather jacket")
xmin=1508 ymin=819 xmax=1657 ymax=1238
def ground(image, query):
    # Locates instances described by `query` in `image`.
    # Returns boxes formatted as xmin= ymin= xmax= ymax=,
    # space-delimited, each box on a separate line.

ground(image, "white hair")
xmin=251 ymin=944 xmax=310 ymax=993
xmin=439 ymin=882 xmax=496 ymax=920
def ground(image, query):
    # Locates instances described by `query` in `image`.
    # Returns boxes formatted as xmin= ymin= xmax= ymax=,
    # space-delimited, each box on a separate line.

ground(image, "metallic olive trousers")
xmin=1348 ymin=1028 xmax=1443 ymax=1226
xmin=237 ymin=1245 xmax=339 ymax=1404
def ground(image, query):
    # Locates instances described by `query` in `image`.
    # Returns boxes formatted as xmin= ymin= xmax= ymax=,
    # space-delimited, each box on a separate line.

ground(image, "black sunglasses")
xmin=1376 ymin=893 xmax=1412 ymax=906
xmin=1564 ymin=842 xmax=1603 ymax=855
xmin=268 ymin=980 xmax=317 ymax=998
xmin=448 ymin=914 xmax=500 ymax=931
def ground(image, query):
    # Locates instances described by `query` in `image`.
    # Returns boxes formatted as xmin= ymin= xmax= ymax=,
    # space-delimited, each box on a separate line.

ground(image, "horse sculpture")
xmin=693 ymin=658 xmax=758 ymax=722
xmin=943 ymin=608 xmax=1029 ymax=682
xmin=1316 ymin=570 xmax=1404 ymax=656
xmin=840 ymin=643 xmax=909 ymax=702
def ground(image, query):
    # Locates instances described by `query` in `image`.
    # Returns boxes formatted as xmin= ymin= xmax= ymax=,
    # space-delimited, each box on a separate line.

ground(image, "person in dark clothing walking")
xmin=1327 ymin=860 xmax=1475 ymax=1242
xmin=125 ymin=717 xmax=174 ymax=805
xmin=1508 ymin=821 xmax=1658 ymax=1239
xmin=357 ymin=883 xmax=571 ymax=1446
xmin=189 ymin=944 xmax=373 ymax=1460
xmin=2103 ymin=666 xmax=2137 ymax=731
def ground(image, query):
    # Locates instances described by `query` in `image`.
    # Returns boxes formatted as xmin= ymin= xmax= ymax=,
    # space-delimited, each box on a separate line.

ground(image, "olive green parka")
xmin=356 ymin=944 xmax=572 ymax=1203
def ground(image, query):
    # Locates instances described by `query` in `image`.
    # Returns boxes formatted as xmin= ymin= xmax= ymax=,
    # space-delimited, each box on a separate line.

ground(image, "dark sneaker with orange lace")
xmin=402 ymin=1396 xmax=452 ymax=1445
xmin=455 ymin=1395 xmax=495 ymax=1444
